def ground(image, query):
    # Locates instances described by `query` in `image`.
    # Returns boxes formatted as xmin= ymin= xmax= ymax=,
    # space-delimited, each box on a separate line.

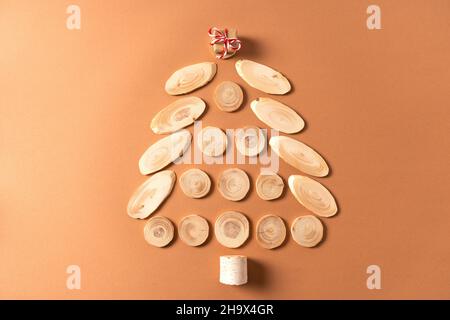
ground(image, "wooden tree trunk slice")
xmin=213 ymin=81 xmax=244 ymax=112
xmin=197 ymin=126 xmax=228 ymax=157
xmin=178 ymin=214 xmax=209 ymax=247
xmin=144 ymin=216 xmax=175 ymax=247
xmin=165 ymin=62 xmax=217 ymax=95
xmin=288 ymin=175 xmax=338 ymax=217
xmin=291 ymin=215 xmax=324 ymax=248
xmin=269 ymin=136 xmax=329 ymax=177
xmin=255 ymin=172 xmax=284 ymax=200
xmin=250 ymin=97 xmax=305 ymax=134
xmin=235 ymin=59 xmax=291 ymax=95
xmin=179 ymin=168 xmax=211 ymax=199
xmin=150 ymin=97 xmax=206 ymax=134
xmin=235 ymin=126 xmax=266 ymax=157
xmin=127 ymin=170 xmax=176 ymax=219
xmin=256 ymin=214 xmax=286 ymax=249
xmin=215 ymin=211 xmax=250 ymax=248
xmin=217 ymin=168 xmax=250 ymax=201
xmin=139 ymin=130 xmax=191 ymax=175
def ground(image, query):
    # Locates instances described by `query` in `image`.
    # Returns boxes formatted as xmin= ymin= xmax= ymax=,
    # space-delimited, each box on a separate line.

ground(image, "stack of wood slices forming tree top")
xmin=127 ymin=57 xmax=338 ymax=250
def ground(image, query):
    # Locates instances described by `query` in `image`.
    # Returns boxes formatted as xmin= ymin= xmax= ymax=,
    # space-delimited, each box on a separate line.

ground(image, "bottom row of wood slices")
xmin=143 ymin=213 xmax=325 ymax=249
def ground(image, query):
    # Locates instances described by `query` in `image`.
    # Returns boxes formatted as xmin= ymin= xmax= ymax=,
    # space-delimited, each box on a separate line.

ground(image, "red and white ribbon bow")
xmin=208 ymin=27 xmax=242 ymax=59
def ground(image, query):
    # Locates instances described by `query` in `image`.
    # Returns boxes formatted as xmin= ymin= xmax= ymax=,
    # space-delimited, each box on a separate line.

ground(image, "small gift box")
xmin=208 ymin=27 xmax=241 ymax=59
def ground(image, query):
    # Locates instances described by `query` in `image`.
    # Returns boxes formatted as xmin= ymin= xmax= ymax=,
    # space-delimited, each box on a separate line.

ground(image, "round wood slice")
xmin=144 ymin=216 xmax=174 ymax=247
xmin=256 ymin=214 xmax=286 ymax=249
xmin=178 ymin=214 xmax=209 ymax=247
xmin=215 ymin=211 xmax=250 ymax=248
xmin=291 ymin=215 xmax=324 ymax=248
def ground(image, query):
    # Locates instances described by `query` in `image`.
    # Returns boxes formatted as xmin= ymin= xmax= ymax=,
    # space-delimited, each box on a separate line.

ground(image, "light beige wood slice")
xmin=178 ymin=214 xmax=209 ymax=247
xmin=235 ymin=59 xmax=291 ymax=95
xmin=127 ymin=170 xmax=176 ymax=219
xmin=269 ymin=136 xmax=329 ymax=177
xmin=291 ymin=215 xmax=323 ymax=248
xmin=256 ymin=214 xmax=286 ymax=249
xmin=255 ymin=172 xmax=284 ymax=200
xmin=235 ymin=126 xmax=266 ymax=157
xmin=250 ymin=97 xmax=305 ymax=134
xmin=139 ymin=130 xmax=191 ymax=175
xmin=215 ymin=211 xmax=250 ymax=248
xmin=288 ymin=175 xmax=338 ymax=217
xmin=179 ymin=168 xmax=211 ymax=199
xmin=165 ymin=62 xmax=217 ymax=95
xmin=213 ymin=81 xmax=243 ymax=112
xmin=144 ymin=216 xmax=174 ymax=247
xmin=197 ymin=126 xmax=227 ymax=157
xmin=217 ymin=168 xmax=250 ymax=201
xmin=151 ymin=97 xmax=206 ymax=134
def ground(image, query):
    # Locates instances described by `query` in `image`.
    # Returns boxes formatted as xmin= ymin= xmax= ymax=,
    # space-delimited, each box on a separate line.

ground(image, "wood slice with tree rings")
xmin=288 ymin=175 xmax=338 ymax=217
xmin=256 ymin=214 xmax=286 ymax=249
xmin=165 ymin=62 xmax=217 ymax=95
xmin=269 ymin=135 xmax=329 ymax=177
xmin=144 ymin=216 xmax=174 ymax=247
xmin=235 ymin=59 xmax=291 ymax=95
xmin=197 ymin=126 xmax=227 ymax=157
xmin=235 ymin=126 xmax=266 ymax=157
xmin=250 ymin=97 xmax=305 ymax=134
xmin=291 ymin=215 xmax=324 ymax=248
xmin=213 ymin=81 xmax=244 ymax=112
xmin=215 ymin=211 xmax=250 ymax=248
xmin=150 ymin=97 xmax=206 ymax=134
xmin=127 ymin=170 xmax=176 ymax=219
xmin=178 ymin=215 xmax=209 ymax=247
xmin=217 ymin=168 xmax=250 ymax=201
xmin=179 ymin=168 xmax=211 ymax=199
xmin=255 ymin=172 xmax=284 ymax=200
xmin=139 ymin=130 xmax=191 ymax=175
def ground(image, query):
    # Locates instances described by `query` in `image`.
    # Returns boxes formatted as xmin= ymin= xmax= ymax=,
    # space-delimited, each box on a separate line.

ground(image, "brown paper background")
xmin=1 ymin=0 xmax=449 ymax=299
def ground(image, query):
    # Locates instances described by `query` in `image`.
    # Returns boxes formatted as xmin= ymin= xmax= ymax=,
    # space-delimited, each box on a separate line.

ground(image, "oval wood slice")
xmin=217 ymin=168 xmax=250 ymax=201
xmin=165 ymin=62 xmax=217 ymax=95
xmin=127 ymin=170 xmax=176 ymax=219
xmin=256 ymin=214 xmax=286 ymax=249
xmin=213 ymin=81 xmax=244 ymax=112
xmin=179 ymin=168 xmax=211 ymax=199
xmin=178 ymin=214 xmax=209 ymax=247
xmin=269 ymin=135 xmax=329 ymax=177
xmin=255 ymin=172 xmax=284 ymax=200
xmin=250 ymin=97 xmax=305 ymax=134
xmin=144 ymin=216 xmax=174 ymax=247
xmin=215 ymin=211 xmax=250 ymax=248
xmin=235 ymin=59 xmax=291 ymax=95
xmin=151 ymin=96 xmax=206 ymax=134
xmin=291 ymin=215 xmax=324 ymax=248
xmin=288 ymin=175 xmax=338 ymax=217
xmin=139 ymin=130 xmax=191 ymax=175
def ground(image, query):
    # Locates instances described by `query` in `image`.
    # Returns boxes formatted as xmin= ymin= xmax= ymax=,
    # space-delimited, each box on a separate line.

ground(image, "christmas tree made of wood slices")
xmin=127 ymin=28 xmax=338 ymax=284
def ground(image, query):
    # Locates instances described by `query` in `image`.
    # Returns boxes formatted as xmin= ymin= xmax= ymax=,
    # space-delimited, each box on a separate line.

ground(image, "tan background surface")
xmin=1 ymin=0 xmax=449 ymax=299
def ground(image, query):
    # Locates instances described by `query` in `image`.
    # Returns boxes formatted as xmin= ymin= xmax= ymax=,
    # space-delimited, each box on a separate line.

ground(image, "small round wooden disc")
xmin=144 ymin=216 xmax=174 ymax=248
xmin=197 ymin=126 xmax=228 ymax=157
xmin=213 ymin=81 xmax=244 ymax=112
xmin=291 ymin=215 xmax=324 ymax=248
xmin=256 ymin=214 xmax=286 ymax=249
xmin=178 ymin=215 xmax=209 ymax=247
xmin=179 ymin=168 xmax=211 ymax=198
xmin=255 ymin=172 xmax=284 ymax=200
xmin=217 ymin=168 xmax=250 ymax=201
xmin=215 ymin=211 xmax=250 ymax=248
